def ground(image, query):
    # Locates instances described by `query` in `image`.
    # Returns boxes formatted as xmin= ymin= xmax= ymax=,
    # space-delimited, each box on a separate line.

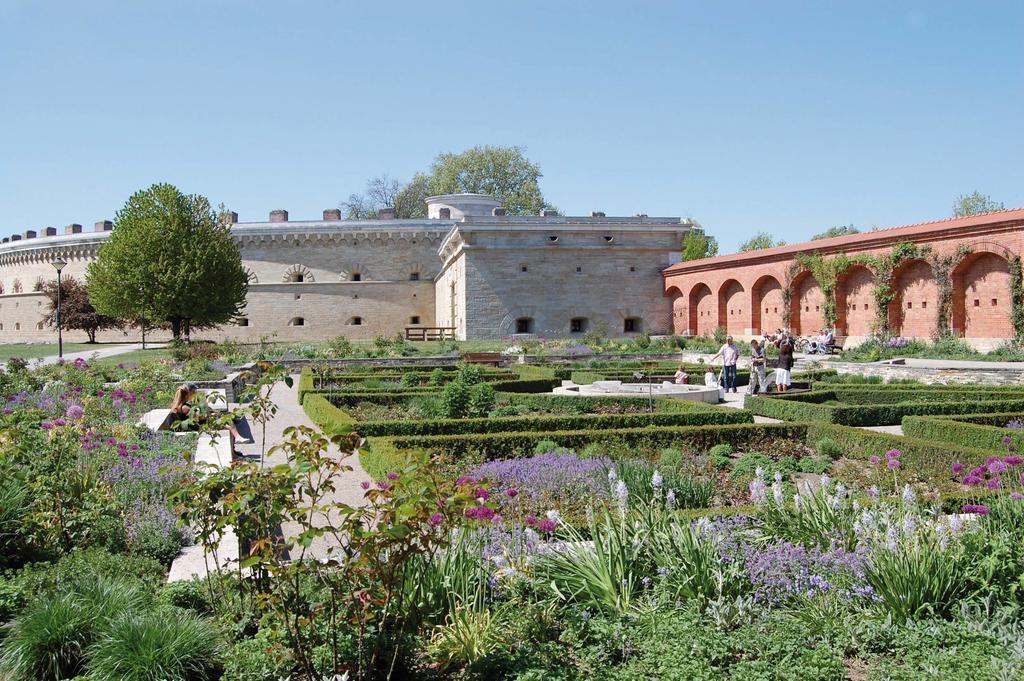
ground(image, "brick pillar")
xmin=95 ymin=220 xmax=113 ymax=232
xmin=323 ymin=209 xmax=342 ymax=221
xmin=65 ymin=224 xmax=83 ymax=235
xmin=270 ymin=210 xmax=288 ymax=222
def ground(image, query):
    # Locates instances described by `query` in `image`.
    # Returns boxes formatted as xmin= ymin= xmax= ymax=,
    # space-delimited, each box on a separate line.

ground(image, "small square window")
xmin=576 ymin=266 xmax=582 ymax=273
xmin=815 ymin=305 xmax=820 ymax=312
xmin=773 ymin=307 xmax=778 ymax=313
xmin=765 ymin=307 xmax=769 ymax=314
xmin=992 ymin=298 xmax=998 ymax=306
xmin=548 ymin=235 xmax=558 ymax=243
xmin=974 ymin=299 xmax=980 ymax=307
xmin=294 ymin=294 xmax=301 ymax=300
xmin=623 ymin=318 xmax=638 ymax=333
xmin=350 ymin=317 xmax=362 ymax=326
xmin=629 ymin=266 xmax=636 ymax=272
xmin=921 ymin=301 xmax=927 ymax=309
xmin=907 ymin=302 xmax=913 ymax=309
xmin=521 ymin=265 xmax=528 ymax=273
xmin=805 ymin=306 xmax=809 ymax=312
xmin=410 ymin=272 xmax=420 ymax=281
xmin=863 ymin=304 xmax=868 ymax=310
xmin=410 ymin=316 xmax=421 ymax=325
xmin=237 ymin=317 xmax=249 ymax=327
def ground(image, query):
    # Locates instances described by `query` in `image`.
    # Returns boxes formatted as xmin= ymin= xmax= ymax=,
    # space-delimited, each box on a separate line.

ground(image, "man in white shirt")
xmin=710 ymin=336 xmax=740 ymax=393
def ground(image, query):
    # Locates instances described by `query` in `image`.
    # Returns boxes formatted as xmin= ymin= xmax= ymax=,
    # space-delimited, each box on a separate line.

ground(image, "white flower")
xmin=820 ymin=474 xmax=832 ymax=491
xmin=666 ymin=489 xmax=677 ymax=511
xmin=834 ymin=482 xmax=847 ymax=500
xmin=901 ymin=513 xmax=918 ymax=537
xmin=772 ymin=479 xmax=785 ymax=508
xmin=546 ymin=509 xmax=560 ymax=522
xmin=652 ymin=470 xmax=664 ymax=490
xmin=754 ymin=466 xmax=765 ymax=480
xmin=773 ymin=470 xmax=783 ymax=484
xmin=794 ymin=493 xmax=803 ymax=511
xmin=749 ymin=477 xmax=767 ymax=506
xmin=901 ymin=484 xmax=916 ymax=507
xmin=608 ymin=468 xmax=618 ymax=484
xmin=614 ymin=480 xmax=629 ymax=508
xmin=885 ymin=524 xmax=900 ymax=551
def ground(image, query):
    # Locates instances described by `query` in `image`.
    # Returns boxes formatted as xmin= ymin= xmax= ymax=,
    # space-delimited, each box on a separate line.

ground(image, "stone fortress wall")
xmin=0 ymin=194 xmax=693 ymax=343
xmin=662 ymin=209 xmax=1024 ymax=350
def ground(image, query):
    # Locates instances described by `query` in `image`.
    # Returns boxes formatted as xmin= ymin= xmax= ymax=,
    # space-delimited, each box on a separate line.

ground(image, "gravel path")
xmin=236 ymin=375 xmax=370 ymax=559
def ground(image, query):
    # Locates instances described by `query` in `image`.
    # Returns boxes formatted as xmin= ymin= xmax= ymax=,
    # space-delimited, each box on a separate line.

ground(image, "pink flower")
xmin=951 ymin=462 xmax=965 ymax=475
xmin=962 ymin=503 xmax=990 ymax=515
xmin=506 ymin=488 xmax=519 ymax=498
xmin=386 ymin=472 xmax=398 ymax=480
xmin=963 ymin=475 xmax=983 ymax=487
xmin=1010 ymin=492 xmax=1024 ymax=501
xmin=537 ymin=518 xmax=556 ymax=533
xmin=376 ymin=481 xmax=391 ymax=491
xmin=886 ymin=449 xmax=902 ymax=460
xmin=987 ymin=478 xmax=1001 ymax=490
xmin=97 ymin=389 xmax=105 ymax=398
xmin=1003 ymin=456 xmax=1022 ymax=466
xmin=40 ymin=420 xmax=53 ymax=430
xmin=455 ymin=476 xmax=476 ymax=487
xmin=525 ymin=514 xmax=538 ymax=526
xmin=360 ymin=481 xmax=370 ymax=490
xmin=53 ymin=418 xmax=65 ymax=427
xmin=887 ymin=459 xmax=901 ymax=470
xmin=869 ymin=456 xmax=881 ymax=465
xmin=473 ymin=488 xmax=489 ymax=500
xmin=428 ymin=512 xmax=443 ymax=526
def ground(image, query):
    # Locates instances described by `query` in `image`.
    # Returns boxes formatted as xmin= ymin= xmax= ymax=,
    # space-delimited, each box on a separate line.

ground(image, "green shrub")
xmin=468 ymin=382 xmax=496 ymax=417
xmin=815 ymin=437 xmax=843 ymax=459
xmin=901 ymin=415 xmax=1024 ymax=453
xmin=88 ymin=610 xmax=223 ymax=681
xmin=659 ymin=448 xmax=683 ymax=469
xmin=129 ymin=516 xmax=186 ymax=566
xmin=400 ymin=372 xmax=420 ymax=388
xmin=221 ymin=629 xmax=294 ymax=681
xmin=302 ymin=394 xmax=356 ymax=433
xmin=533 ymin=439 xmax=560 ymax=455
xmin=708 ymin=443 xmax=733 ymax=468
xmin=326 ymin=335 xmax=353 ymax=357
xmin=440 ymin=379 xmax=472 ymax=419
xmin=156 ymin=580 xmax=213 ymax=615
xmin=428 ymin=367 xmax=446 ymax=386
xmin=798 ymin=455 xmax=832 ymax=474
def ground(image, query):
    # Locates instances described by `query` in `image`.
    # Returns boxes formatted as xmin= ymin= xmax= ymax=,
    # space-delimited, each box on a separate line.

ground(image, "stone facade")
xmin=0 ymin=194 xmax=693 ymax=343
xmin=663 ymin=209 xmax=1024 ymax=349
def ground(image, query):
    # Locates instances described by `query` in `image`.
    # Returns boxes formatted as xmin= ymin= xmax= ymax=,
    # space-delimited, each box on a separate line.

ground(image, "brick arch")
xmin=688 ymin=283 xmax=714 ymax=336
xmin=836 ymin=265 xmax=875 ymax=336
xmin=751 ymin=274 xmax=783 ymax=336
xmin=952 ymin=251 xmax=1013 ymax=339
xmin=282 ymin=264 xmax=313 ymax=283
xmin=666 ymin=285 xmax=687 ymax=334
xmin=791 ymin=271 xmax=825 ymax=336
xmin=718 ymin=279 xmax=745 ymax=336
xmin=889 ymin=259 xmax=936 ymax=338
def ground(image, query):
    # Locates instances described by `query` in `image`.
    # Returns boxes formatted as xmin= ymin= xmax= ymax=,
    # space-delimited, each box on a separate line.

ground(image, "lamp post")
xmin=51 ymin=257 xmax=67 ymax=359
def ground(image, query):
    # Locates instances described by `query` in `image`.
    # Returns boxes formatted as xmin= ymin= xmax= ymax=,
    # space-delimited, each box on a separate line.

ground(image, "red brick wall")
xmin=662 ymin=210 xmax=1024 ymax=343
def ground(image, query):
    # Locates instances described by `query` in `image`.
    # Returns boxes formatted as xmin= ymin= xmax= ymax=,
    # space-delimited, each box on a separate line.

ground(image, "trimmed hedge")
xmin=354 ymin=407 xmax=753 ymax=437
xmin=387 ymin=422 xmax=809 ymax=460
xmin=901 ymin=415 xmax=1024 ymax=453
xmin=568 ymin=368 xmax=751 ymax=386
xmin=748 ymin=393 xmax=1024 ymax=427
xmin=488 ymin=378 xmax=562 ymax=393
xmin=805 ymin=423 xmax=996 ymax=481
xmin=303 ymin=393 xmax=356 ymax=432
xmin=832 ymin=387 xmax=1024 ymax=405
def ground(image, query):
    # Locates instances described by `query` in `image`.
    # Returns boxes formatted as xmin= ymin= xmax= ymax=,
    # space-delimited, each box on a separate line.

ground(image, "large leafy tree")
xmin=953 ymin=191 xmax=1004 ymax=218
xmin=738 ymin=232 xmax=785 ymax=252
xmin=811 ymin=224 xmax=860 ymax=240
xmin=680 ymin=229 xmax=719 ymax=261
xmin=42 ymin=276 xmax=123 ymax=343
xmin=344 ymin=145 xmax=553 ymax=218
xmin=88 ymin=183 xmax=248 ymax=340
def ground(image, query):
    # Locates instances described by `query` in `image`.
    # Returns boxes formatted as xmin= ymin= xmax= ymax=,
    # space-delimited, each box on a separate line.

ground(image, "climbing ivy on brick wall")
xmin=1011 ymin=255 xmax=1024 ymax=343
xmin=925 ymin=245 xmax=972 ymax=340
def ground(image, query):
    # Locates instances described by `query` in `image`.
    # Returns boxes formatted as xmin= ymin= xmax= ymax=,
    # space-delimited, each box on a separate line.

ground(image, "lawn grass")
xmin=90 ymin=348 xmax=175 ymax=368
xmin=0 ymin=342 xmax=106 ymax=362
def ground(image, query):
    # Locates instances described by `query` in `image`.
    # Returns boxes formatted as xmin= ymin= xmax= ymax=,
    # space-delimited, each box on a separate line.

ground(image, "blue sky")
xmin=1 ymin=1 xmax=1021 ymax=251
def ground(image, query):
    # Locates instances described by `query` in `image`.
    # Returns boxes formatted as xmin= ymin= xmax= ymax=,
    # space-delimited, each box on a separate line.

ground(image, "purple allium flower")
xmin=951 ymin=462 xmax=965 ymax=475
xmin=962 ymin=503 xmax=990 ymax=515
xmin=887 ymin=459 xmax=901 ymax=470
xmin=97 ymin=389 xmax=105 ymax=398
xmin=963 ymin=475 xmax=983 ymax=487
xmin=1004 ymin=456 xmax=1022 ymax=466
xmin=989 ymin=460 xmax=1008 ymax=475
xmin=537 ymin=518 xmax=556 ymax=533
xmin=867 ymin=485 xmax=879 ymax=498
xmin=474 ymin=488 xmax=489 ymax=500
xmin=53 ymin=418 xmax=65 ymax=427
xmin=360 ymin=481 xmax=370 ymax=490
xmin=464 ymin=506 xmax=496 ymax=521
xmin=428 ymin=512 xmax=443 ymax=526
xmin=886 ymin=449 xmax=902 ymax=460
xmin=1002 ymin=435 xmax=1013 ymax=445
xmin=386 ymin=472 xmax=398 ymax=480
xmin=376 ymin=481 xmax=391 ymax=491
xmin=40 ymin=420 xmax=53 ymax=430
xmin=869 ymin=455 xmax=881 ymax=465
xmin=506 ymin=488 xmax=519 ymax=498
xmin=1010 ymin=492 xmax=1024 ymax=501
xmin=987 ymin=478 xmax=1001 ymax=490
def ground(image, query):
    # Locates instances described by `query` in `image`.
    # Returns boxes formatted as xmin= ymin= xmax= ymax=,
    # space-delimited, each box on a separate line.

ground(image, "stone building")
xmin=0 ymin=194 xmax=692 ymax=343
xmin=662 ymin=208 xmax=1024 ymax=350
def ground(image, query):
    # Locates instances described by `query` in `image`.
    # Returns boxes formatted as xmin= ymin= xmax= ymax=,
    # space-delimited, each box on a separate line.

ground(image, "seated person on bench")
xmin=168 ymin=383 xmax=252 ymax=446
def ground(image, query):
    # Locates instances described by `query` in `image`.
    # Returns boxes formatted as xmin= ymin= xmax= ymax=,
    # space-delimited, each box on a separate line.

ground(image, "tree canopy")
xmin=87 ymin=183 xmax=248 ymax=340
xmin=680 ymin=230 xmax=719 ymax=261
xmin=42 ymin=276 xmax=123 ymax=343
xmin=952 ymin=191 xmax=1004 ymax=218
xmin=342 ymin=145 xmax=553 ymax=218
xmin=738 ymin=232 xmax=785 ymax=252
xmin=811 ymin=225 xmax=860 ymax=240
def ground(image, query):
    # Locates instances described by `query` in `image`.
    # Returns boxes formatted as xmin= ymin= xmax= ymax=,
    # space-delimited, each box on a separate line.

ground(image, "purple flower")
xmin=65 ymin=404 xmax=85 ymax=420
xmin=455 ymin=476 xmax=476 ymax=487
xmin=1010 ymin=492 xmax=1024 ymax=501
xmin=962 ymin=503 xmax=991 ymax=515
xmin=886 ymin=449 xmax=902 ymax=460
xmin=951 ymin=462 xmax=965 ymax=475
xmin=989 ymin=460 xmax=1008 ymax=475
xmin=963 ymin=475 xmax=983 ymax=487
xmin=465 ymin=506 xmax=496 ymax=521
xmin=1004 ymin=456 xmax=1022 ymax=466
xmin=360 ymin=481 xmax=370 ymax=490
xmin=376 ymin=481 xmax=391 ymax=491
xmin=987 ymin=478 xmax=1001 ymax=490
xmin=386 ymin=472 xmax=398 ymax=480
xmin=887 ymin=459 xmax=901 ymax=470
xmin=537 ymin=518 xmax=556 ymax=533
xmin=869 ymin=456 xmax=881 ymax=465
xmin=474 ymin=488 xmax=489 ymax=500
xmin=97 ymin=389 xmax=105 ymax=398
xmin=40 ymin=420 xmax=54 ymax=430
xmin=506 ymin=488 xmax=519 ymax=498
xmin=428 ymin=512 xmax=443 ymax=526
xmin=53 ymin=418 xmax=65 ymax=427
xmin=1002 ymin=435 xmax=1013 ymax=445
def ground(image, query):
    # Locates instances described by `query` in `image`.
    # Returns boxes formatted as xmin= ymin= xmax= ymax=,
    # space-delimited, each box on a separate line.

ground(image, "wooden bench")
xmin=462 ymin=352 xmax=503 ymax=366
xmin=405 ymin=326 xmax=456 ymax=341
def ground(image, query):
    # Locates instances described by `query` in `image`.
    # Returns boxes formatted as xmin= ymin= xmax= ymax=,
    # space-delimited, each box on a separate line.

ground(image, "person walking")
xmin=747 ymin=339 xmax=767 ymax=395
xmin=711 ymin=335 xmax=739 ymax=393
xmin=775 ymin=335 xmax=795 ymax=392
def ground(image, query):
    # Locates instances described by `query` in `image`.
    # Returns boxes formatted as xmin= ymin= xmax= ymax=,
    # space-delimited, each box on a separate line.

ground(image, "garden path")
xmin=33 ymin=342 xmax=167 ymax=366
xmin=238 ymin=374 xmax=370 ymax=560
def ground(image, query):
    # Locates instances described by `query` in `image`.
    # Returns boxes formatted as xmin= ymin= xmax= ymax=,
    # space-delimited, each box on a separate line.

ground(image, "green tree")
xmin=811 ymin=224 xmax=860 ymax=240
xmin=738 ymin=232 xmax=785 ymax=252
xmin=681 ymin=230 xmax=719 ymax=261
xmin=952 ymin=191 xmax=1004 ymax=218
xmin=347 ymin=146 xmax=553 ymax=218
xmin=87 ymin=184 xmax=248 ymax=340
xmin=41 ymin=276 xmax=123 ymax=343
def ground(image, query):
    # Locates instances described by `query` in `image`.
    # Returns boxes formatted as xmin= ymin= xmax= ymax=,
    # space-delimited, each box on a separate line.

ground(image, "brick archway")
xmin=751 ymin=275 xmax=783 ymax=336
xmin=718 ymin=279 xmax=745 ymax=336
xmin=667 ymin=286 xmax=687 ymax=334
xmin=836 ymin=265 xmax=875 ymax=336
xmin=688 ymin=283 xmax=715 ymax=336
xmin=889 ymin=259 xmax=937 ymax=338
xmin=791 ymin=271 xmax=825 ymax=336
xmin=952 ymin=251 xmax=1013 ymax=339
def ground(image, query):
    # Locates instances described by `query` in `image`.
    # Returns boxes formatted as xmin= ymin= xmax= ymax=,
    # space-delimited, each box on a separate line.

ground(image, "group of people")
xmin=673 ymin=332 xmax=797 ymax=395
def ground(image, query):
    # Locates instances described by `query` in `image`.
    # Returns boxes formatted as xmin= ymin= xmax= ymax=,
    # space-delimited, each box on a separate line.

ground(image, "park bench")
xmin=405 ymin=326 xmax=456 ymax=341
xmin=462 ymin=352 xmax=503 ymax=366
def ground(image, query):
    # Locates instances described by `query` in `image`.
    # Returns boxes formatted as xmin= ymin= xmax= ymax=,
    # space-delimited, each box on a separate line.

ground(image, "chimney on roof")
xmin=269 ymin=209 xmax=288 ymax=223
xmin=591 ymin=211 xmax=606 ymax=218
xmin=377 ymin=207 xmax=395 ymax=219
xmin=1 ymin=238 xmax=7 ymax=243
xmin=492 ymin=207 xmax=506 ymax=216
xmin=323 ymin=208 xmax=342 ymax=221
xmin=541 ymin=209 xmax=558 ymax=217
xmin=438 ymin=208 xmax=451 ymax=219
xmin=24 ymin=230 xmax=36 ymax=239
xmin=225 ymin=211 xmax=239 ymax=224
xmin=65 ymin=224 xmax=82 ymax=235
xmin=44 ymin=227 xmax=57 ymax=236
xmin=95 ymin=220 xmax=113 ymax=232
xmin=11 ymin=234 xmax=21 ymax=241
